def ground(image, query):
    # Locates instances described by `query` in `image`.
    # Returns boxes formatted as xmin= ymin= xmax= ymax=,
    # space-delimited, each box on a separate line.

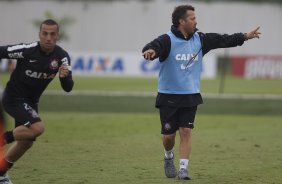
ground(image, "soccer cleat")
xmin=178 ymin=168 xmax=191 ymax=180
xmin=0 ymin=174 xmax=13 ymax=184
xmin=164 ymin=155 xmax=177 ymax=178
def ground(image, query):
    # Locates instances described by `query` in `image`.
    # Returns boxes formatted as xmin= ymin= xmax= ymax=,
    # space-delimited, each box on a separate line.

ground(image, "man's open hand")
xmin=143 ymin=49 xmax=157 ymax=60
xmin=245 ymin=26 xmax=261 ymax=40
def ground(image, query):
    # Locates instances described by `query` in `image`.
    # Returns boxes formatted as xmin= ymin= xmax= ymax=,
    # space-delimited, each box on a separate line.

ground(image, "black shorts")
xmin=159 ymin=106 xmax=197 ymax=135
xmin=2 ymin=92 xmax=41 ymax=127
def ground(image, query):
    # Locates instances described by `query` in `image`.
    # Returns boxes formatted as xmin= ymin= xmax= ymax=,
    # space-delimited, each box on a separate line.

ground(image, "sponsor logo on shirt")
xmin=175 ymin=53 xmax=198 ymax=61
xmin=25 ymin=70 xmax=56 ymax=79
xmin=61 ymin=57 xmax=72 ymax=71
xmin=8 ymin=52 xmax=24 ymax=59
xmin=176 ymin=53 xmax=199 ymax=70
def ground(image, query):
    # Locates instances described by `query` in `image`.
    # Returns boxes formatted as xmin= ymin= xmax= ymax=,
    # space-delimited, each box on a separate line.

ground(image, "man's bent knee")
xmin=13 ymin=121 xmax=44 ymax=141
xmin=30 ymin=121 xmax=45 ymax=137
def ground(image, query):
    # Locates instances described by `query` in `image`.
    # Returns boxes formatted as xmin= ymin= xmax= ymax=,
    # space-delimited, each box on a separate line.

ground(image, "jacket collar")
xmin=170 ymin=25 xmax=197 ymax=41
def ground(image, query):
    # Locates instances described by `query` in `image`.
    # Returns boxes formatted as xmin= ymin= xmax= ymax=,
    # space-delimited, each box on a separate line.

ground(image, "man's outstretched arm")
xmin=200 ymin=26 xmax=261 ymax=56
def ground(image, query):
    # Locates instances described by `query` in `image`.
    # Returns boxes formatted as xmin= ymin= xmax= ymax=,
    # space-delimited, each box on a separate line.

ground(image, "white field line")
xmin=1 ymin=89 xmax=282 ymax=100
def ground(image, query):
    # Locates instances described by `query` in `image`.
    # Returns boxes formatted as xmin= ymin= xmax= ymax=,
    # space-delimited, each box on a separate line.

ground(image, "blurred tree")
xmin=32 ymin=11 xmax=75 ymax=42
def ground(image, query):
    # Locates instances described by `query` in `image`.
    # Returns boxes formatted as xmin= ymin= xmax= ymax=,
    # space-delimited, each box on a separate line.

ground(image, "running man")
xmin=0 ymin=19 xmax=74 ymax=184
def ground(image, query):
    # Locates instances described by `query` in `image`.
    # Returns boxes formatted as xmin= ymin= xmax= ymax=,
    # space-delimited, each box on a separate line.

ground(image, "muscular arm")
xmin=142 ymin=34 xmax=171 ymax=62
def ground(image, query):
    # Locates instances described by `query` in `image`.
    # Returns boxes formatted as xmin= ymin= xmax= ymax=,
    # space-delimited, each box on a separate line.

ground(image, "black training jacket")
xmin=143 ymin=25 xmax=246 ymax=62
xmin=0 ymin=42 xmax=74 ymax=103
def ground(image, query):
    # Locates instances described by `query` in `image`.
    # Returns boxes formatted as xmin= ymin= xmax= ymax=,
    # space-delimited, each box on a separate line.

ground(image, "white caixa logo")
xmin=175 ymin=53 xmax=198 ymax=61
xmin=25 ymin=70 xmax=56 ymax=79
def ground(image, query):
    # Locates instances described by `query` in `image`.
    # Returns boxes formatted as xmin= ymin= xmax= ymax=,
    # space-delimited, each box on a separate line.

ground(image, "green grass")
xmin=46 ymin=75 xmax=282 ymax=94
xmin=1 ymin=72 xmax=282 ymax=94
xmin=38 ymin=94 xmax=282 ymax=116
xmin=1 ymin=72 xmax=282 ymax=183
xmin=4 ymin=112 xmax=282 ymax=184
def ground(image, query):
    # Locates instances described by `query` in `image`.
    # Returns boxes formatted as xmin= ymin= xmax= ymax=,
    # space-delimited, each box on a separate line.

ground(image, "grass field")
xmin=1 ymin=73 xmax=282 ymax=94
xmin=1 ymin=72 xmax=282 ymax=184
xmin=6 ymin=113 xmax=282 ymax=184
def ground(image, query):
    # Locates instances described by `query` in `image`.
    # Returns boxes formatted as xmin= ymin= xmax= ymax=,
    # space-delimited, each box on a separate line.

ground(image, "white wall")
xmin=0 ymin=1 xmax=281 ymax=55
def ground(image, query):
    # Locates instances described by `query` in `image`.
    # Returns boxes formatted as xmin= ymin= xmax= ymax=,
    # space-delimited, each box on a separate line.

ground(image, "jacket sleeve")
xmin=0 ymin=43 xmax=37 ymax=59
xmin=59 ymin=54 xmax=74 ymax=92
xmin=60 ymin=72 xmax=74 ymax=92
xmin=142 ymin=34 xmax=171 ymax=62
xmin=0 ymin=45 xmax=24 ymax=59
xmin=0 ymin=46 xmax=9 ymax=58
xmin=199 ymin=32 xmax=246 ymax=56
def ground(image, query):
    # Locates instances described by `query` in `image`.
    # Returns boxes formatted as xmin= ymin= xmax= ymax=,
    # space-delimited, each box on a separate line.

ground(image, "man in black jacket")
xmin=142 ymin=5 xmax=260 ymax=180
xmin=0 ymin=19 xmax=74 ymax=184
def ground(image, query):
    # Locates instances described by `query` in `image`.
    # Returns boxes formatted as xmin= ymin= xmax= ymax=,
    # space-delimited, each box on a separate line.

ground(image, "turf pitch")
xmin=0 ymin=73 xmax=282 ymax=183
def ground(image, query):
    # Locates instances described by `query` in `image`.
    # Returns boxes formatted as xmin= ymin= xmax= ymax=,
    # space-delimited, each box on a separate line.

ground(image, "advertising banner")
xmin=70 ymin=52 xmax=217 ymax=78
xmin=232 ymin=56 xmax=282 ymax=79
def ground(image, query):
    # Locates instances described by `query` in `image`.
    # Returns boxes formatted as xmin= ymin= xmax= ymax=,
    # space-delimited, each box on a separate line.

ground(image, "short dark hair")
xmin=40 ymin=19 xmax=59 ymax=31
xmin=172 ymin=5 xmax=195 ymax=27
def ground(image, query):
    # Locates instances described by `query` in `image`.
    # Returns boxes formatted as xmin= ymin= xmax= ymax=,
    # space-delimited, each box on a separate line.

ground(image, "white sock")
xmin=164 ymin=148 xmax=174 ymax=159
xmin=180 ymin=159 xmax=189 ymax=170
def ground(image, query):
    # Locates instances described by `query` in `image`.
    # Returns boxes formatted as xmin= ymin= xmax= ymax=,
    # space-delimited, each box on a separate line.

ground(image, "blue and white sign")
xmin=69 ymin=51 xmax=217 ymax=78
